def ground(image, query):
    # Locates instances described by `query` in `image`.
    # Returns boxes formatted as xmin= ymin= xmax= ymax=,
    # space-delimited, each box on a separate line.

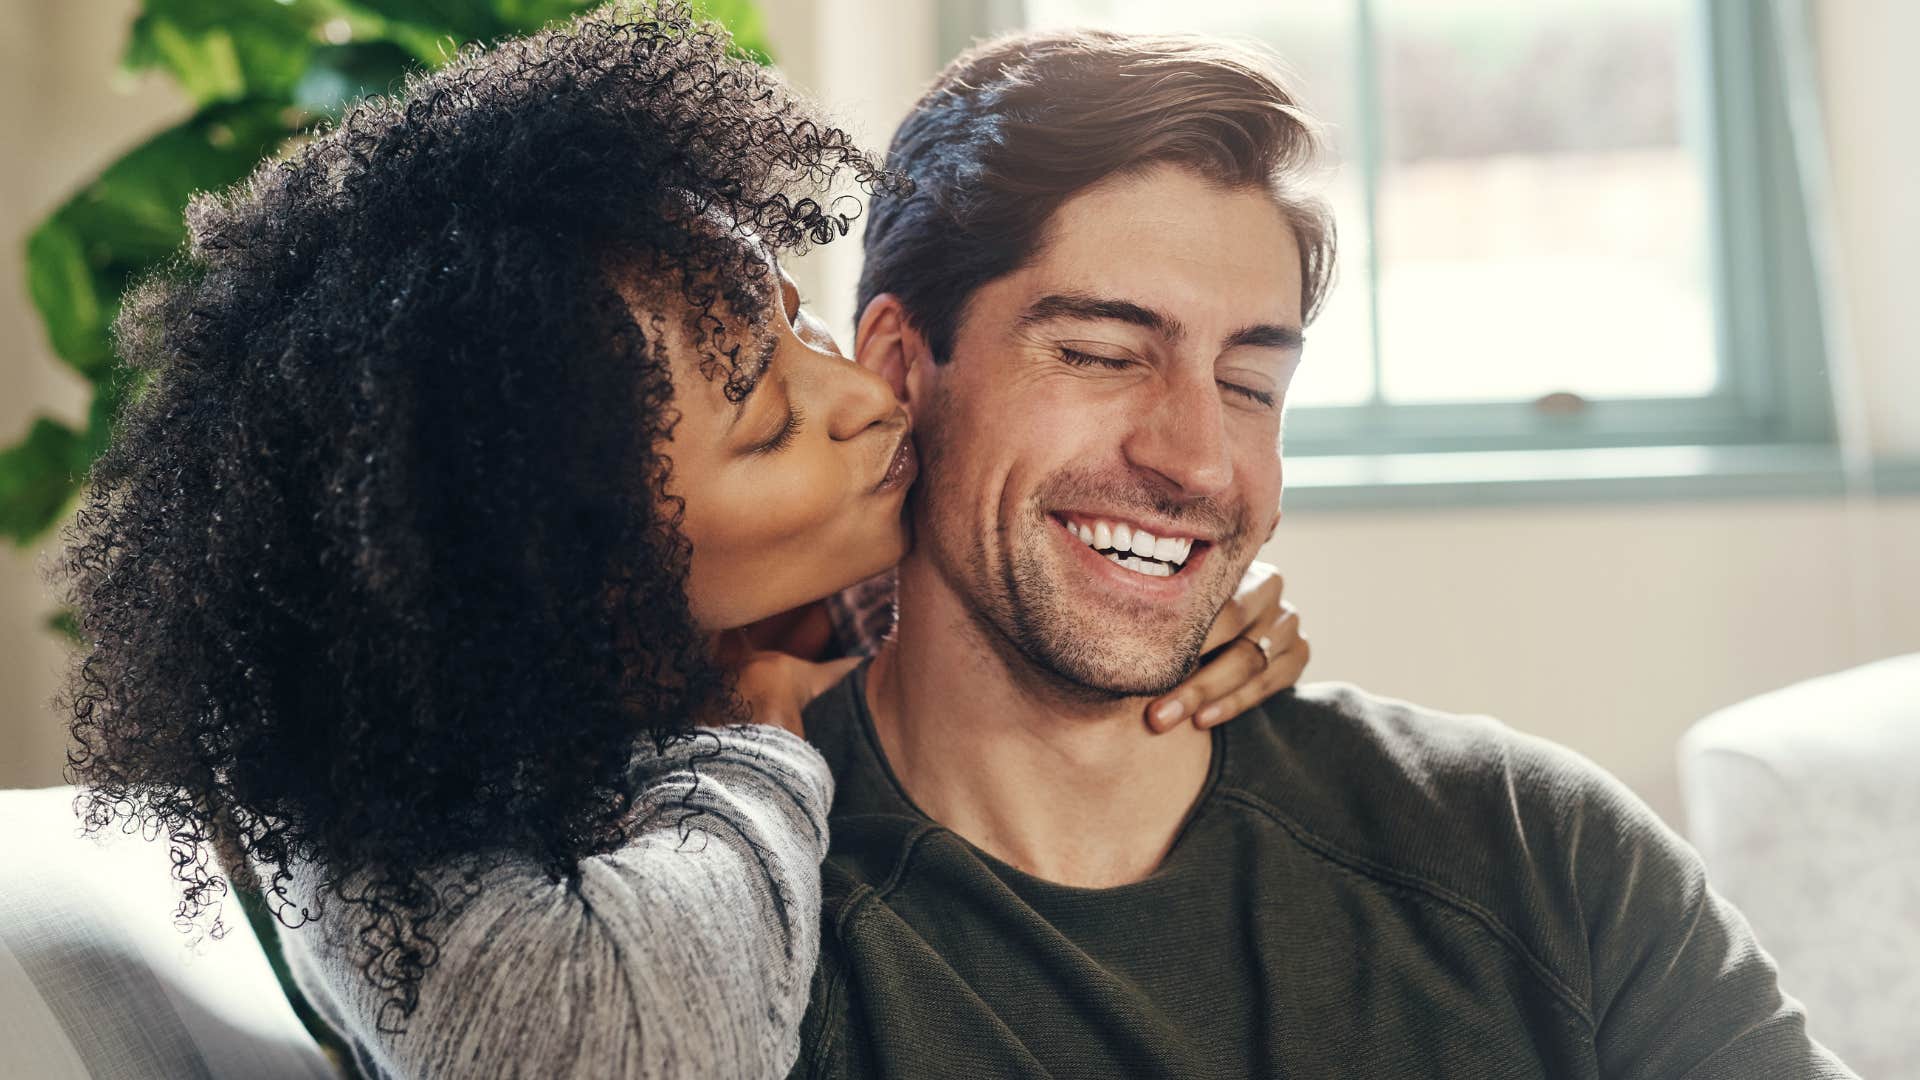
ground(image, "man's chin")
xmin=1011 ymin=619 xmax=1208 ymax=701
xmin=998 ymin=555 xmax=1228 ymax=700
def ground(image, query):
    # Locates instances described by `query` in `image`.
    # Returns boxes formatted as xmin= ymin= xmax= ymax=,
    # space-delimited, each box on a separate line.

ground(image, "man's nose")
xmin=815 ymin=349 xmax=902 ymax=441
xmin=1122 ymin=373 xmax=1234 ymax=498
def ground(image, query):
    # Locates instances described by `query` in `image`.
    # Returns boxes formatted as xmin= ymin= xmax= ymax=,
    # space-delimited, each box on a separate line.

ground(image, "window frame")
xmin=941 ymin=0 xmax=1837 ymax=461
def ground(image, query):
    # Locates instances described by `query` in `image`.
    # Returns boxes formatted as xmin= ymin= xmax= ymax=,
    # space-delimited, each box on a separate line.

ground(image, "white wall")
xmin=1816 ymin=0 xmax=1920 ymax=458
xmin=1263 ymin=498 xmax=1920 ymax=823
xmin=2 ymin=3 xmax=1914 ymax=832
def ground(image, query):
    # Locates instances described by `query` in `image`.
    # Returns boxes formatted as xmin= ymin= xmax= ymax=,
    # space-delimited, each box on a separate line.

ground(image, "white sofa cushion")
xmin=1679 ymin=653 xmax=1920 ymax=1079
xmin=0 ymin=786 xmax=336 ymax=1079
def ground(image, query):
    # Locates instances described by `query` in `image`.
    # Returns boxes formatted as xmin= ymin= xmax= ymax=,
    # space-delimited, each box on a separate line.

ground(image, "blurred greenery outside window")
xmin=961 ymin=0 xmax=1889 ymax=508
xmin=2 ymin=0 xmax=770 ymax=554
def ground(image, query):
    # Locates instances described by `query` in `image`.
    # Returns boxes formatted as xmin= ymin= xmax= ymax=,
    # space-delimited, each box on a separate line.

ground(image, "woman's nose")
xmin=814 ymin=349 xmax=902 ymax=441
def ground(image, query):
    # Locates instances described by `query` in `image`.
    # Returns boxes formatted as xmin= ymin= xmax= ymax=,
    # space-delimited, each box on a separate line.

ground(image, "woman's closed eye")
xmin=753 ymin=403 xmax=804 ymax=454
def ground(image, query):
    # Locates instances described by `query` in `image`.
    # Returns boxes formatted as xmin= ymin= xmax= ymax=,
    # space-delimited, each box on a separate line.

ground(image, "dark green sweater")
xmin=790 ymin=667 xmax=1854 ymax=1079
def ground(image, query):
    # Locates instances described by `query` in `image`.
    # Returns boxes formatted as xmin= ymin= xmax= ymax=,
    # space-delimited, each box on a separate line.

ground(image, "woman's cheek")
xmin=741 ymin=453 xmax=846 ymax=542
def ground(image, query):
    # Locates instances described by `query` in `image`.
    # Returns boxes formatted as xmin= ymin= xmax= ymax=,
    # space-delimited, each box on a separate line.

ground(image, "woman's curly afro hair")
xmin=59 ymin=0 xmax=887 ymax=1026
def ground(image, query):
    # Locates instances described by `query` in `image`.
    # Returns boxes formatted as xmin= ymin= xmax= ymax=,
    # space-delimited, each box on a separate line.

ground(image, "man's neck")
xmin=864 ymin=558 xmax=1215 ymax=889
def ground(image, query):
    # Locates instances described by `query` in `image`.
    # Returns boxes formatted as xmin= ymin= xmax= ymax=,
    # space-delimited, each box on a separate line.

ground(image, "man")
xmin=794 ymin=27 xmax=1854 ymax=1079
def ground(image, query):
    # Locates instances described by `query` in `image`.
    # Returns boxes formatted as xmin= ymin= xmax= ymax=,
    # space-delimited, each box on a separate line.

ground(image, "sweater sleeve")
xmin=1567 ymin=758 xmax=1857 ymax=1079
xmin=275 ymin=724 xmax=834 ymax=1080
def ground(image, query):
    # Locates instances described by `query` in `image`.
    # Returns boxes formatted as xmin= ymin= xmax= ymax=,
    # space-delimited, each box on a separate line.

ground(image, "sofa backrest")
xmin=1680 ymin=652 xmax=1920 ymax=1079
xmin=0 ymin=785 xmax=338 ymax=1079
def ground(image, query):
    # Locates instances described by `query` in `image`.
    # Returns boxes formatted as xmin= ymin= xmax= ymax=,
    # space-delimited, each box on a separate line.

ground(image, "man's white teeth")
xmin=1060 ymin=516 xmax=1195 ymax=569
xmin=1107 ymin=553 xmax=1172 ymax=577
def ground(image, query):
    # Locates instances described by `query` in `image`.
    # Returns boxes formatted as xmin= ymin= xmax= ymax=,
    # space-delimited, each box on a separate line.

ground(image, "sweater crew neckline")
xmin=834 ymin=659 xmax=1231 ymax=900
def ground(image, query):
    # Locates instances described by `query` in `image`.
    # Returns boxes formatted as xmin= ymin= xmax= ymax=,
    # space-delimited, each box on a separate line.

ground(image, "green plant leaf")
xmin=293 ymin=41 xmax=421 ymax=113
xmin=490 ymin=0 xmax=604 ymax=34
xmin=25 ymin=223 xmax=111 ymax=380
xmin=45 ymin=607 xmax=82 ymax=645
xmin=334 ymin=0 xmax=766 ymax=66
xmin=124 ymin=0 xmax=322 ymax=104
xmin=326 ymin=0 xmax=604 ymax=67
xmin=336 ymin=0 xmax=508 ymax=43
xmin=690 ymin=0 xmax=773 ymax=63
xmin=0 ymin=418 xmax=87 ymax=546
xmin=26 ymin=100 xmax=298 ymax=381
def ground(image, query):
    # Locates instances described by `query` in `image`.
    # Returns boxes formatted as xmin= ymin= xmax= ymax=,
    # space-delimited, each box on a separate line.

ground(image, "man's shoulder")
xmin=1222 ymin=682 xmax=1681 ymax=980
xmin=1227 ymin=680 xmax=1626 ymax=824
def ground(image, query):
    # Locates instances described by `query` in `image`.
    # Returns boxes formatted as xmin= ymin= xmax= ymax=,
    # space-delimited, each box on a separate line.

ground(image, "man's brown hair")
xmin=858 ymin=28 xmax=1337 ymax=363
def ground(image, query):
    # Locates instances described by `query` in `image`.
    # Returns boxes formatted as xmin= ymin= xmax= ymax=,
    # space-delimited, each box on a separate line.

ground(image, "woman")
xmin=59 ymin=4 xmax=1309 ymax=1077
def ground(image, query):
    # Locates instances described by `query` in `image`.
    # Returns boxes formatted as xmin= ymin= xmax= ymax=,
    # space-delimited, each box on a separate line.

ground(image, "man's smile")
xmin=1047 ymin=512 xmax=1219 ymax=602
xmin=1051 ymin=511 xmax=1211 ymax=579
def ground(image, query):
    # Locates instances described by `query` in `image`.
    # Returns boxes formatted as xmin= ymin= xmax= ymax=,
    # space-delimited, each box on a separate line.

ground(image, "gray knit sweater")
xmin=270 ymin=724 xmax=833 ymax=1079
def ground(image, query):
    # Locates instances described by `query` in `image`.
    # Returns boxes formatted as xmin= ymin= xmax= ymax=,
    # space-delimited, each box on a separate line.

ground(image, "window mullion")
xmin=1351 ymin=0 xmax=1388 ymax=418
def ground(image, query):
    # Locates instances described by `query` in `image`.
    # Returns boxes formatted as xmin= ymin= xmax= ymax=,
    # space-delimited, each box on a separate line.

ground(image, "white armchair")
xmin=1679 ymin=653 xmax=1920 ymax=1079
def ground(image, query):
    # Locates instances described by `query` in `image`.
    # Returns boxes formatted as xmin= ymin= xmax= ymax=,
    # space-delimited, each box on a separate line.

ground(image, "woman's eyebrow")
xmin=726 ymin=334 xmax=781 ymax=433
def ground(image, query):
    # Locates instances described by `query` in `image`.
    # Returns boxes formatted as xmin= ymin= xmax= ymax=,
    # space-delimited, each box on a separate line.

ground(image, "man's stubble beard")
xmin=910 ymin=390 xmax=1251 ymax=703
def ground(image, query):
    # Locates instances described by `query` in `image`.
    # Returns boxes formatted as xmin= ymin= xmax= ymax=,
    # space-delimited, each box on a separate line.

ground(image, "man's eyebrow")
xmin=1018 ymin=293 xmax=1303 ymax=354
xmin=726 ymin=334 xmax=780 ymax=433
xmin=1016 ymin=293 xmax=1185 ymax=343
xmin=1221 ymin=323 xmax=1304 ymax=352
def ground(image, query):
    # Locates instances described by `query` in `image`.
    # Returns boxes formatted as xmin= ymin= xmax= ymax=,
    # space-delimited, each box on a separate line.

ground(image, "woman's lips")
xmin=874 ymin=431 xmax=918 ymax=493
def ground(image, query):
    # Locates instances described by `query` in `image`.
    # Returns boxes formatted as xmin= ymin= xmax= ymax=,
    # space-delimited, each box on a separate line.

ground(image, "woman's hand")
xmin=1146 ymin=561 xmax=1309 ymax=733
xmin=711 ymin=634 xmax=860 ymax=739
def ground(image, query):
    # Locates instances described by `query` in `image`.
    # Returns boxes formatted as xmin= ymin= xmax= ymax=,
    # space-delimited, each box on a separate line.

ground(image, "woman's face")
xmin=665 ymin=266 xmax=916 ymax=631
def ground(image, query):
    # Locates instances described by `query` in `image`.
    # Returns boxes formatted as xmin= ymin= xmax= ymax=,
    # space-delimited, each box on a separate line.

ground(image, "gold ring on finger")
xmin=1241 ymin=633 xmax=1276 ymax=670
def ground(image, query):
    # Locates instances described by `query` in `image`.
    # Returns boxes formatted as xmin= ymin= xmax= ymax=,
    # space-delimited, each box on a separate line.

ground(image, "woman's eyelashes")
xmin=1057 ymin=347 xmax=1276 ymax=408
xmin=753 ymin=403 xmax=804 ymax=454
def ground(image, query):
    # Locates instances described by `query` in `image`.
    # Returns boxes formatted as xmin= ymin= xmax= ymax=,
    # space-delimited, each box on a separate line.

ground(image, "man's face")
xmin=910 ymin=164 xmax=1304 ymax=698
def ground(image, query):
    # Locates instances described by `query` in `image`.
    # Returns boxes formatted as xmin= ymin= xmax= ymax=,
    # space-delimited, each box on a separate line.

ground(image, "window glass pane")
xmin=1374 ymin=0 xmax=1718 ymax=404
xmin=1022 ymin=0 xmax=1375 ymax=406
xmin=1023 ymin=0 xmax=1726 ymax=414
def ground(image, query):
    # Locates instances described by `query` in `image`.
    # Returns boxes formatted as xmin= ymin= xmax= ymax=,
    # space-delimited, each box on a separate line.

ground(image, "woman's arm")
xmin=276 ymin=724 xmax=832 ymax=1080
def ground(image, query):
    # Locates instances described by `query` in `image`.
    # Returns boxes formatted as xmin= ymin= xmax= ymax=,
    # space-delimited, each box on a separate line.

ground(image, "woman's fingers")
xmin=1148 ymin=637 xmax=1266 ymax=731
xmin=1158 ymin=564 xmax=1289 ymax=731
xmin=1195 ymin=628 xmax=1309 ymax=729
xmin=724 ymin=653 xmax=861 ymax=739
xmin=1150 ymin=602 xmax=1305 ymax=732
xmin=1198 ymin=562 xmax=1283 ymax=655
xmin=1150 ymin=601 xmax=1293 ymax=731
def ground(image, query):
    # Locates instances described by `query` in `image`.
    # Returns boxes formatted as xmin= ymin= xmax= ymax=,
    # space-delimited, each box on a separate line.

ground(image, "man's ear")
xmin=855 ymin=293 xmax=925 ymax=404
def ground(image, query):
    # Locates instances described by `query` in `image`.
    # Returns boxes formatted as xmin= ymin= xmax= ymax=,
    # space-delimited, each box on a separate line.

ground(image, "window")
xmin=1002 ymin=0 xmax=1833 ymax=460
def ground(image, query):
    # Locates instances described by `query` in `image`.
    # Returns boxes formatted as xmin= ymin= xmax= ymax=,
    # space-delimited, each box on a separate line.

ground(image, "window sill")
xmin=1282 ymin=444 xmax=1920 ymax=512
